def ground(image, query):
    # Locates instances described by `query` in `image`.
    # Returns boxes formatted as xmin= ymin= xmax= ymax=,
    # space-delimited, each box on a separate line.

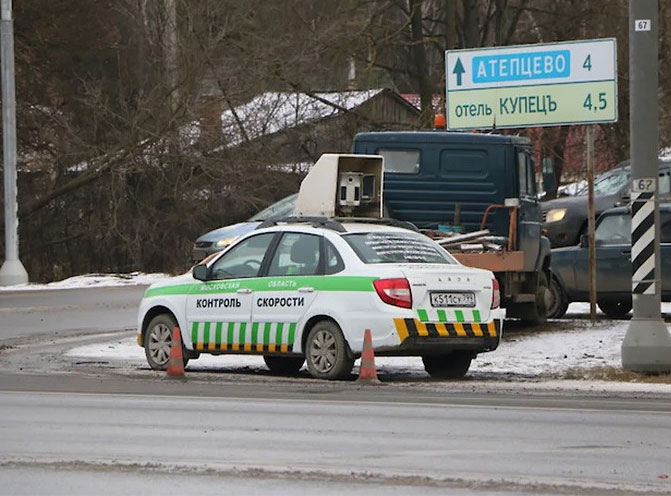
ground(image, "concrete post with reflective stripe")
xmin=621 ymin=0 xmax=671 ymax=372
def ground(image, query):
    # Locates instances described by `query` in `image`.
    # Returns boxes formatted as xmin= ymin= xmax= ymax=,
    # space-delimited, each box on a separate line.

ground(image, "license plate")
xmin=430 ymin=292 xmax=476 ymax=307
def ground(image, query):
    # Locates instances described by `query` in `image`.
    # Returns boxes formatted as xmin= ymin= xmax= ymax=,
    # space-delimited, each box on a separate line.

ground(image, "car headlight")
xmin=215 ymin=236 xmax=239 ymax=248
xmin=545 ymin=208 xmax=567 ymax=223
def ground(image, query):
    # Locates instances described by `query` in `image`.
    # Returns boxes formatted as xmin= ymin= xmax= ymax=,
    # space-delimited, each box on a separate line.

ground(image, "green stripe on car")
xmin=144 ymin=276 xmax=377 ymax=298
xmin=417 ymin=308 xmax=482 ymax=323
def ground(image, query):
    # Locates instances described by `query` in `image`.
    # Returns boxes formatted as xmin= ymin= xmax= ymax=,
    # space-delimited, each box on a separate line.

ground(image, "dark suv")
xmin=541 ymin=159 xmax=671 ymax=247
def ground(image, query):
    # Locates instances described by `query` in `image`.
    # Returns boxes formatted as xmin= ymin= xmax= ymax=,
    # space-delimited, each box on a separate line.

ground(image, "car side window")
xmin=659 ymin=172 xmax=671 ymax=199
xmin=595 ymin=214 xmax=631 ymax=245
xmin=661 ymin=213 xmax=671 ymax=243
xmin=517 ymin=151 xmax=536 ymax=197
xmin=324 ymin=239 xmax=345 ymax=275
xmin=267 ymin=233 xmax=321 ymax=277
xmin=209 ymin=233 xmax=275 ymax=280
xmin=378 ymin=149 xmax=420 ymax=174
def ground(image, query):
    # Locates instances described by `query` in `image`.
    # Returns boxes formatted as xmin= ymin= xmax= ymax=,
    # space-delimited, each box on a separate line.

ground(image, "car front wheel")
xmin=144 ymin=314 xmax=189 ymax=370
xmin=305 ymin=320 xmax=354 ymax=380
xmin=548 ymin=277 xmax=569 ymax=319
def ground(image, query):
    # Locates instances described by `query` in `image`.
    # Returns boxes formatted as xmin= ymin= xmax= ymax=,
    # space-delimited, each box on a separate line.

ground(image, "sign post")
xmin=586 ymin=125 xmax=597 ymax=325
xmin=621 ymin=0 xmax=671 ymax=372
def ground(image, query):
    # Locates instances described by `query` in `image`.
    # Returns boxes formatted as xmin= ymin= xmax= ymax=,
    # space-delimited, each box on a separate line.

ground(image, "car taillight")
xmin=373 ymin=278 xmax=412 ymax=309
xmin=491 ymin=278 xmax=500 ymax=309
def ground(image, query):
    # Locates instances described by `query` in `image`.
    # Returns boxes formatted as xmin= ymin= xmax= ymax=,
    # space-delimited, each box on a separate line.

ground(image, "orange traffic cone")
xmin=166 ymin=326 xmax=185 ymax=378
xmin=357 ymin=328 xmax=380 ymax=384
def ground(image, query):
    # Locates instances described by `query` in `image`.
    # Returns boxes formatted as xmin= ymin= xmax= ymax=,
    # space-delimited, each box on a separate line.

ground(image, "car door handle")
xmin=620 ymin=250 xmax=631 ymax=255
xmin=237 ymin=288 xmax=252 ymax=294
xmin=298 ymin=287 xmax=314 ymax=293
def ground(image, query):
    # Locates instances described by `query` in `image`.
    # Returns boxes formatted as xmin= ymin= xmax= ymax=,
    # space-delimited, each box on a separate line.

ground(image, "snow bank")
xmin=0 ymin=272 xmax=171 ymax=291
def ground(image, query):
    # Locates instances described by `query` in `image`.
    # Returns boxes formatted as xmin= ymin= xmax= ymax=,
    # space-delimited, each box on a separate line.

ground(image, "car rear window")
xmin=344 ymin=232 xmax=455 ymax=264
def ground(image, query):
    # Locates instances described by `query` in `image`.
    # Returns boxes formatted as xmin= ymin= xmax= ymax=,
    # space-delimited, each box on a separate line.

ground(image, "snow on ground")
xmin=0 ymin=272 xmax=171 ymax=291
xmin=63 ymin=308 xmax=629 ymax=377
xmin=9 ymin=272 xmax=671 ymax=390
xmin=67 ymin=301 xmax=671 ymax=392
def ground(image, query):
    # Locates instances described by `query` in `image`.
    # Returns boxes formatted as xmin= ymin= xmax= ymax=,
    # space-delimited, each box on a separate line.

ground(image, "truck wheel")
xmin=422 ymin=352 xmax=473 ymax=379
xmin=548 ymin=277 xmax=569 ymax=319
xmin=144 ymin=314 xmax=189 ymax=370
xmin=305 ymin=320 xmax=354 ymax=380
xmin=263 ymin=355 xmax=305 ymax=375
xmin=598 ymin=300 xmax=632 ymax=318
xmin=515 ymin=272 xmax=549 ymax=325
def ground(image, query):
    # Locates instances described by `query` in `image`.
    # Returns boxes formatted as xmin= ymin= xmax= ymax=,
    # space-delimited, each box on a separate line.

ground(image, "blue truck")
xmin=352 ymin=131 xmax=552 ymax=324
xmin=193 ymin=131 xmax=552 ymax=324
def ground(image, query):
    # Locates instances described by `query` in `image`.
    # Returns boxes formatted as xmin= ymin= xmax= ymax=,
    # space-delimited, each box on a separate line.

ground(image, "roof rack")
xmin=255 ymin=216 xmax=419 ymax=233
xmin=332 ymin=217 xmax=420 ymax=233
xmin=256 ymin=216 xmax=346 ymax=232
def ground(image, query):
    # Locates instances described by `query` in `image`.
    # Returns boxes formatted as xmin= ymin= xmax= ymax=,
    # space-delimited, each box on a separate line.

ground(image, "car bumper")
xmin=369 ymin=317 xmax=502 ymax=357
xmin=379 ymin=335 xmax=500 ymax=355
xmin=543 ymin=216 xmax=585 ymax=247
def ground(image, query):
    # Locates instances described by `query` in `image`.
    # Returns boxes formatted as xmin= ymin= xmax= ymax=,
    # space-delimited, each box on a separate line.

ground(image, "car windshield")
xmin=344 ymin=231 xmax=456 ymax=264
xmin=249 ymin=193 xmax=297 ymax=221
xmin=577 ymin=170 xmax=630 ymax=196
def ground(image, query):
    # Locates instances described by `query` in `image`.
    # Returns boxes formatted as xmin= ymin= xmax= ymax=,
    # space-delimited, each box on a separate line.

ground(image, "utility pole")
xmin=622 ymin=0 xmax=671 ymax=372
xmin=0 ymin=0 xmax=28 ymax=286
xmin=165 ymin=0 xmax=178 ymax=113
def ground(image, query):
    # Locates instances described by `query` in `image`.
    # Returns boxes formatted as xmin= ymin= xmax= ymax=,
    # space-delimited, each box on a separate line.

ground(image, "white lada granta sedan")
xmin=137 ymin=219 xmax=503 ymax=380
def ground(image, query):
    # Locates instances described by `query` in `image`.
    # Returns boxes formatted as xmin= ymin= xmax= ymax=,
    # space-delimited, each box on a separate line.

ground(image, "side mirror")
xmin=579 ymin=234 xmax=589 ymax=248
xmin=192 ymin=264 xmax=208 ymax=281
xmin=541 ymin=157 xmax=556 ymax=195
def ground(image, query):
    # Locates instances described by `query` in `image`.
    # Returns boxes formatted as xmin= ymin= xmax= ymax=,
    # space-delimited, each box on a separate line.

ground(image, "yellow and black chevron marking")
xmin=393 ymin=318 xmax=500 ymax=342
xmin=194 ymin=342 xmax=294 ymax=353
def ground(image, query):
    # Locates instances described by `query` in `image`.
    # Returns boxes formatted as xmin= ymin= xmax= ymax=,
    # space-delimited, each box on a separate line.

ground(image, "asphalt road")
xmin=2 ymin=285 xmax=671 ymax=493
xmin=0 ymin=286 xmax=146 ymax=340
xmin=0 ymin=384 xmax=670 ymax=495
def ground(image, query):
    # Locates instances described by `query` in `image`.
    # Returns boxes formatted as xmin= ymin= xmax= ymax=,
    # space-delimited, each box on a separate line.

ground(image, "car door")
xmin=251 ymin=232 xmax=323 ymax=353
xmin=185 ymin=232 xmax=277 ymax=352
xmin=572 ymin=213 xmax=632 ymax=298
xmin=660 ymin=211 xmax=671 ymax=297
xmin=516 ymin=148 xmax=541 ymax=270
xmin=594 ymin=214 xmax=632 ymax=297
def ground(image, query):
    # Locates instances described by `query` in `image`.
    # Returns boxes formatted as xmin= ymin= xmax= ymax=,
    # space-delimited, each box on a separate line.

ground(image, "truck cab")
xmin=353 ymin=131 xmax=551 ymax=324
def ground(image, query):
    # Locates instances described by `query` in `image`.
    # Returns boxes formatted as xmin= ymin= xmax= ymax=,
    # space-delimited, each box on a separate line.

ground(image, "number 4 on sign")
xmin=583 ymin=54 xmax=592 ymax=71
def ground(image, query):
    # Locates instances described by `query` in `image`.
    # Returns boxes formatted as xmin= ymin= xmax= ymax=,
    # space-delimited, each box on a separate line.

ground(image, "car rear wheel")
xmin=144 ymin=314 xmax=189 ymax=370
xmin=548 ymin=277 xmax=569 ymax=319
xmin=422 ymin=351 xmax=473 ymax=379
xmin=305 ymin=320 xmax=354 ymax=380
xmin=598 ymin=300 xmax=632 ymax=319
xmin=263 ymin=355 xmax=305 ymax=375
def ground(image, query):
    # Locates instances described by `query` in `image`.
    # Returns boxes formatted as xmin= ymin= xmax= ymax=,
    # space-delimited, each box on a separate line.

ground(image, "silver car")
xmin=192 ymin=194 xmax=297 ymax=262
